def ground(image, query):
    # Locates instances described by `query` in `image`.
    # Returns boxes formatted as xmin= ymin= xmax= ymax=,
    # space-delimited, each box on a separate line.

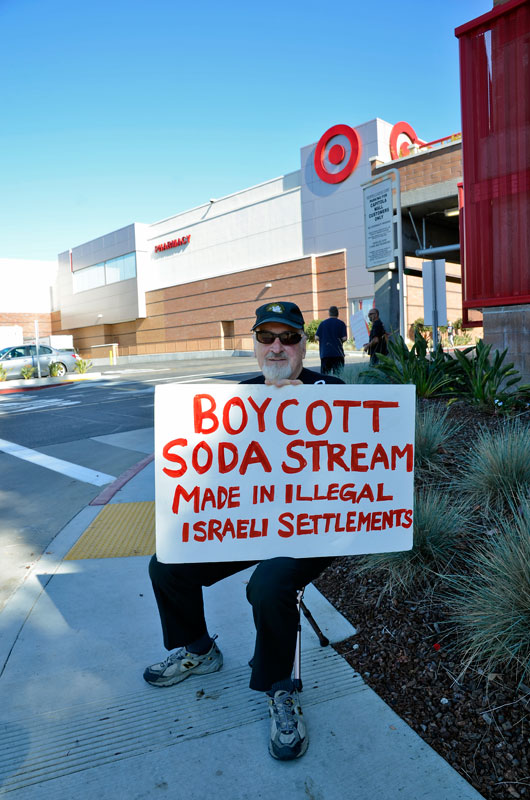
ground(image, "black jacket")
xmin=240 ymin=367 xmax=344 ymax=385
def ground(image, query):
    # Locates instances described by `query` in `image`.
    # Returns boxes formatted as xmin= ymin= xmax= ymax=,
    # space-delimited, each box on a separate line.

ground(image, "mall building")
xmin=50 ymin=117 xmax=465 ymax=360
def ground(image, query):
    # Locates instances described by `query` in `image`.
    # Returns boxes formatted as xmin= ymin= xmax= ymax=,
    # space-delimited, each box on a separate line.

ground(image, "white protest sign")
xmin=155 ymin=384 xmax=415 ymax=564
xmin=350 ymin=310 xmax=370 ymax=349
xmin=363 ymin=179 xmax=394 ymax=269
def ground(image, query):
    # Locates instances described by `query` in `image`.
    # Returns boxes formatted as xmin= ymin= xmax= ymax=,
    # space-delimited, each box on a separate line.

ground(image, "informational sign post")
xmin=363 ymin=179 xmax=394 ymax=269
xmin=423 ymin=260 xmax=448 ymax=328
xmin=155 ymin=384 xmax=415 ymax=564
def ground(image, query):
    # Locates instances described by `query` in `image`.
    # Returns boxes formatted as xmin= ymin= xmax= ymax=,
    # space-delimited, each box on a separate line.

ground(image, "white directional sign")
xmin=363 ymin=179 xmax=394 ymax=269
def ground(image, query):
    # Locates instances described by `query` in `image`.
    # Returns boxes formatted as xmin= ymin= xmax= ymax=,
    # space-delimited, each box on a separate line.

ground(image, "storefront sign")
xmin=155 ymin=383 xmax=415 ymax=564
xmin=363 ymin=179 xmax=394 ymax=269
xmin=155 ymin=235 xmax=191 ymax=253
xmin=389 ymin=121 xmax=424 ymax=160
xmin=314 ymin=124 xmax=362 ymax=184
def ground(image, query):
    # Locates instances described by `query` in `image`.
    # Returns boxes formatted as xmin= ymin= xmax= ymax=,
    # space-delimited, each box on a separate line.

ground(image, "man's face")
xmin=254 ymin=322 xmax=306 ymax=381
xmin=368 ymin=310 xmax=378 ymax=323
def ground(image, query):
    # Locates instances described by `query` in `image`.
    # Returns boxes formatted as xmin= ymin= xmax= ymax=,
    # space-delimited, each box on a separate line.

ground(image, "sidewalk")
xmin=0 ymin=428 xmax=485 ymax=799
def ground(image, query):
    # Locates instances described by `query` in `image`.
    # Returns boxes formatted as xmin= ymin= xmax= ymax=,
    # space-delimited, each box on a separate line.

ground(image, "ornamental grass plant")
xmin=351 ymin=487 xmax=474 ymax=596
xmin=341 ymin=362 xmax=374 ymax=384
xmin=447 ymin=496 xmax=530 ymax=685
xmin=461 ymin=420 xmax=530 ymax=512
xmin=414 ymin=404 xmax=462 ymax=473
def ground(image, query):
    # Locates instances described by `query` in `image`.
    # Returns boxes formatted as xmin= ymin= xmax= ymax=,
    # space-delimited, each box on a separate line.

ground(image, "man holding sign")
xmin=145 ymin=301 xmax=344 ymax=761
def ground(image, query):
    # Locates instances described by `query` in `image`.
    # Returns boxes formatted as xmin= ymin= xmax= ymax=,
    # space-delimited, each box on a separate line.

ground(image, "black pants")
xmin=320 ymin=356 xmax=344 ymax=375
xmin=148 ymin=555 xmax=333 ymax=692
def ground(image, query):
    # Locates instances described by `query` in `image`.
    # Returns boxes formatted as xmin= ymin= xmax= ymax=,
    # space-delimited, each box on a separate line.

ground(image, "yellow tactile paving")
xmin=65 ymin=502 xmax=155 ymax=560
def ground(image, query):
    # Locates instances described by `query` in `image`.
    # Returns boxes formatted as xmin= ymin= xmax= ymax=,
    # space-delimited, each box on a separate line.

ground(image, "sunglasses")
xmin=255 ymin=330 xmax=303 ymax=345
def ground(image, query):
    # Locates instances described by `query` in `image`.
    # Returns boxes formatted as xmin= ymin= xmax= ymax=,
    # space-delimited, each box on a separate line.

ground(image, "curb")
xmin=89 ymin=453 xmax=154 ymax=505
xmin=0 ymin=373 xmax=102 ymax=394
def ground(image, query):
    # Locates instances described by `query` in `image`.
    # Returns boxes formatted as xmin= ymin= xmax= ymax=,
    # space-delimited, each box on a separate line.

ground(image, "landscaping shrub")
xmin=48 ymin=361 xmax=63 ymax=377
xmin=351 ymin=487 xmax=473 ymax=595
xmin=304 ymin=319 xmax=321 ymax=343
xmin=74 ymin=358 xmax=92 ymax=374
xmin=364 ymin=330 xmax=459 ymax=398
xmin=20 ymin=365 xmax=35 ymax=380
xmin=340 ymin=362 xmax=379 ymax=384
xmin=452 ymin=339 xmax=527 ymax=412
xmin=447 ymin=496 xmax=530 ymax=684
xmin=414 ymin=405 xmax=462 ymax=473
xmin=0 ymin=365 xmax=6 ymax=381
xmin=461 ymin=420 xmax=530 ymax=512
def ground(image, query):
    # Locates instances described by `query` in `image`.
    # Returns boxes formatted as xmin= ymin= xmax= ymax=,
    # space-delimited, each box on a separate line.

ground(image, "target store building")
xmin=54 ymin=117 xmax=463 ymax=358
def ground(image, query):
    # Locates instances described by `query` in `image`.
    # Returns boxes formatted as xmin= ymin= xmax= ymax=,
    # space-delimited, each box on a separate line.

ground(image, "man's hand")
xmin=264 ymin=378 xmax=303 ymax=386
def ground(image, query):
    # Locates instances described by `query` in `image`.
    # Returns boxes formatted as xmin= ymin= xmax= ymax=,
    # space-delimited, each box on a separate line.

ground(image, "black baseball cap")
xmin=251 ymin=301 xmax=305 ymax=330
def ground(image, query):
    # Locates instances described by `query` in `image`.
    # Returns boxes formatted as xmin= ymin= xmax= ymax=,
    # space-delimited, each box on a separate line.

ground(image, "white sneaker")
xmin=143 ymin=638 xmax=223 ymax=687
xmin=268 ymin=689 xmax=308 ymax=760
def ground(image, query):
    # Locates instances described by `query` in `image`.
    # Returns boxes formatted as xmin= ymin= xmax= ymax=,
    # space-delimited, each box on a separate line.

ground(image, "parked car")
xmin=0 ymin=344 xmax=81 ymax=379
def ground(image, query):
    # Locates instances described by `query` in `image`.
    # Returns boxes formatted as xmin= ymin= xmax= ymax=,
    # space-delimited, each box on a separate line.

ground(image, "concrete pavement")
xmin=0 ymin=424 xmax=486 ymax=799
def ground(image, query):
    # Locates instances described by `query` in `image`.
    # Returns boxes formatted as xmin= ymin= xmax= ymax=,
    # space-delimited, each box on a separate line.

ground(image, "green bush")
xmin=364 ymin=330 xmax=459 ymax=398
xmin=462 ymin=421 xmax=530 ymax=512
xmin=304 ymin=319 xmax=321 ymax=343
xmin=48 ymin=361 xmax=64 ymax=377
xmin=74 ymin=358 xmax=93 ymax=374
xmin=21 ymin=365 xmax=36 ymax=380
xmin=452 ymin=339 xmax=525 ymax=412
xmin=0 ymin=365 xmax=6 ymax=381
xmin=351 ymin=487 xmax=473 ymax=595
xmin=447 ymin=497 xmax=530 ymax=683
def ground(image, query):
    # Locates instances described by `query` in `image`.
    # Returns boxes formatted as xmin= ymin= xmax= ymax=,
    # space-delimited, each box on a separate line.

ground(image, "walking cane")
xmin=293 ymin=589 xmax=304 ymax=691
xmin=293 ymin=588 xmax=330 ymax=691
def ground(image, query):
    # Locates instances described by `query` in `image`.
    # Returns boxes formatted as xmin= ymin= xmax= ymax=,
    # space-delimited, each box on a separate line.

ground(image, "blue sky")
xmin=0 ymin=0 xmax=491 ymax=262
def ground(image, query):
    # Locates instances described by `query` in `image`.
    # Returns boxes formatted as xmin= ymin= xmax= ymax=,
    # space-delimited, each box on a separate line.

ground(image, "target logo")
xmin=314 ymin=124 xmax=362 ymax=184
xmin=389 ymin=121 xmax=425 ymax=160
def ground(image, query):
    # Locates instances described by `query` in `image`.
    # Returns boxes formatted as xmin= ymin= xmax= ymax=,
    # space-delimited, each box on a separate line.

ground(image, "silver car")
xmin=0 ymin=344 xmax=81 ymax=379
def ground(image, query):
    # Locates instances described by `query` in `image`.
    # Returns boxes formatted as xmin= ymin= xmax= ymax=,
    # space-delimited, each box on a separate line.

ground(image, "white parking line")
xmin=0 ymin=439 xmax=116 ymax=486
xmin=144 ymin=372 xmax=226 ymax=383
xmin=0 ymin=398 xmax=81 ymax=415
xmin=101 ymin=368 xmax=172 ymax=375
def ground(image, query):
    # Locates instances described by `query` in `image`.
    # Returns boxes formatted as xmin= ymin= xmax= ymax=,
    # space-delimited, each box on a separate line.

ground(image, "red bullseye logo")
xmin=314 ymin=124 xmax=362 ymax=184
xmin=389 ymin=121 xmax=424 ymax=160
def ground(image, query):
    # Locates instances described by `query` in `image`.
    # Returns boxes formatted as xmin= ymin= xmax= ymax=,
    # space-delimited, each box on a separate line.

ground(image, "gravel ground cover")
xmin=315 ymin=401 xmax=530 ymax=800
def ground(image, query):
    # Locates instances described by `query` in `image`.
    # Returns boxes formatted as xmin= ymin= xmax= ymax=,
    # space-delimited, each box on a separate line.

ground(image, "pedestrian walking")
xmin=315 ymin=305 xmax=347 ymax=375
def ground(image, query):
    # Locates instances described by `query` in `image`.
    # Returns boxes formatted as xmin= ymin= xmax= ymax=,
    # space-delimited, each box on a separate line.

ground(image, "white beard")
xmin=261 ymin=358 xmax=293 ymax=381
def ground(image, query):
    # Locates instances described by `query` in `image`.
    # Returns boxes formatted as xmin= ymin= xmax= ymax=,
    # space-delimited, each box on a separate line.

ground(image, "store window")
xmin=72 ymin=253 xmax=136 ymax=293
xmin=105 ymin=253 xmax=136 ymax=284
xmin=72 ymin=263 xmax=105 ymax=293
